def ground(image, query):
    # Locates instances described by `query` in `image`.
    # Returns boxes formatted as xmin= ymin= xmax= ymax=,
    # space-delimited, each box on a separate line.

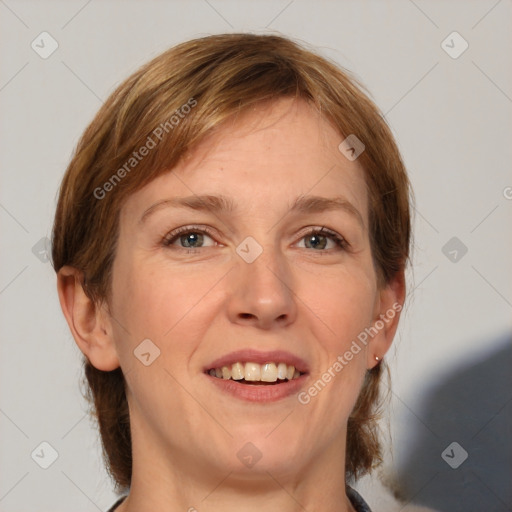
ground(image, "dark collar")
xmin=347 ymin=485 xmax=373 ymax=512
xmin=107 ymin=488 xmax=372 ymax=512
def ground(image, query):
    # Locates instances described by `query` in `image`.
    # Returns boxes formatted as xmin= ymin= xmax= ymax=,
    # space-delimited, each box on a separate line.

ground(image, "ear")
xmin=367 ymin=269 xmax=406 ymax=369
xmin=57 ymin=266 xmax=120 ymax=371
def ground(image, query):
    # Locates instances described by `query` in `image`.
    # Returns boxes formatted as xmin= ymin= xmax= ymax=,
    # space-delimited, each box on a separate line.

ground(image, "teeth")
xmin=221 ymin=366 xmax=231 ymax=379
xmin=231 ymin=362 xmax=244 ymax=380
xmin=261 ymin=363 xmax=277 ymax=382
xmin=208 ymin=362 xmax=303 ymax=382
xmin=277 ymin=362 xmax=287 ymax=380
xmin=244 ymin=362 xmax=261 ymax=381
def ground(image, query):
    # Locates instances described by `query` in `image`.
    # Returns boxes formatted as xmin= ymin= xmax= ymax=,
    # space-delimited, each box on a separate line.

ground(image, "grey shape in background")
xmin=399 ymin=335 xmax=512 ymax=511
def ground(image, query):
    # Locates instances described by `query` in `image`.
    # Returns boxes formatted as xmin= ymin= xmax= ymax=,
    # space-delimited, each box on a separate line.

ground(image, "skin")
xmin=58 ymin=97 xmax=405 ymax=512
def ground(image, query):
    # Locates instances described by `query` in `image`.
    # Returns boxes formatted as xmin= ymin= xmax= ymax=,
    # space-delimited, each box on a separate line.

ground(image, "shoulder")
xmin=352 ymin=472 xmax=440 ymax=512
xmin=106 ymin=495 xmax=127 ymax=512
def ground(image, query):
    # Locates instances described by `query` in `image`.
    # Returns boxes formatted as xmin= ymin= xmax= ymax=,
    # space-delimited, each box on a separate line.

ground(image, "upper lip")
xmin=205 ymin=349 xmax=309 ymax=374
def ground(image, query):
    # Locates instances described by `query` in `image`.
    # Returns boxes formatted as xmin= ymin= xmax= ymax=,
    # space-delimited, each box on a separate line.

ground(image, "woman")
xmin=52 ymin=33 xmax=421 ymax=512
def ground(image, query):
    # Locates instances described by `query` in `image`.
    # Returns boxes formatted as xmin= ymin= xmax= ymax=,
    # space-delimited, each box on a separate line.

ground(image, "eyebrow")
xmin=139 ymin=194 xmax=364 ymax=228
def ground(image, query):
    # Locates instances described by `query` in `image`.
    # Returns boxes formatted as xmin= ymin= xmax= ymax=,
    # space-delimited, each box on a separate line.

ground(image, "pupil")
xmin=308 ymin=234 xmax=326 ymax=250
xmin=183 ymin=233 xmax=202 ymax=248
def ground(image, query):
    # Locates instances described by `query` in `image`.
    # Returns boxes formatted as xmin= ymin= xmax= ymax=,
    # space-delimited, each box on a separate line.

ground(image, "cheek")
xmin=304 ymin=264 xmax=377 ymax=347
xmin=303 ymin=271 xmax=374 ymax=411
xmin=299 ymin=263 xmax=376 ymax=416
xmin=110 ymin=255 xmax=225 ymax=350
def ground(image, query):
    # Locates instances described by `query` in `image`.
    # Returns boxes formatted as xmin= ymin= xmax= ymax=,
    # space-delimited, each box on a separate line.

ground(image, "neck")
xmin=118 ymin=427 xmax=356 ymax=512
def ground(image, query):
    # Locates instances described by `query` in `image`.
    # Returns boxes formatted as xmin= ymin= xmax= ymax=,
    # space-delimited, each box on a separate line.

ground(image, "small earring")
xmin=375 ymin=356 xmax=380 ymax=361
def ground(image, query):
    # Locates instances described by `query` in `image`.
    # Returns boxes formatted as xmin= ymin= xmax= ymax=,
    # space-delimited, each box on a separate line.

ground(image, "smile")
xmin=206 ymin=361 xmax=304 ymax=384
xmin=204 ymin=349 xmax=309 ymax=401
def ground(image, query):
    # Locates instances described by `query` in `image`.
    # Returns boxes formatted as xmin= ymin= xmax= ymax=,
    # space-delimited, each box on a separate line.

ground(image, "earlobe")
xmin=56 ymin=266 xmax=120 ymax=371
xmin=367 ymin=270 xmax=406 ymax=369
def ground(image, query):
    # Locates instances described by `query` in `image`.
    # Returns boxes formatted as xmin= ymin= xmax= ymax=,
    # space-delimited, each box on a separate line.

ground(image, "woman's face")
xmin=104 ymin=98 xmax=402 ymax=482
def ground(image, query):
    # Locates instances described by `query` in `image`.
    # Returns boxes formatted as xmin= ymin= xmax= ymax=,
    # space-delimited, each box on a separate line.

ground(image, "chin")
xmin=220 ymin=425 xmax=307 ymax=472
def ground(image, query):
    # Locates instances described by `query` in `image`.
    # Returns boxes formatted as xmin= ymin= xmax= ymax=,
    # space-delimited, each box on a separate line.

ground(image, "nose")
xmin=226 ymin=242 xmax=297 ymax=330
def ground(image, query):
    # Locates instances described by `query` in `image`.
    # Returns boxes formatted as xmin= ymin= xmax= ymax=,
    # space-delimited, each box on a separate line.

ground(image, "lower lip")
xmin=205 ymin=373 xmax=308 ymax=402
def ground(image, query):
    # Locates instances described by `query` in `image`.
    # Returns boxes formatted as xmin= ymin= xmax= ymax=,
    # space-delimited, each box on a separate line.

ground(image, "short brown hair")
xmin=51 ymin=32 xmax=412 ymax=491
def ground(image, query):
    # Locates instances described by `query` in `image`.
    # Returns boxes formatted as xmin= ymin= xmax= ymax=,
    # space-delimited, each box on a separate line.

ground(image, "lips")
xmin=203 ymin=349 xmax=310 ymax=401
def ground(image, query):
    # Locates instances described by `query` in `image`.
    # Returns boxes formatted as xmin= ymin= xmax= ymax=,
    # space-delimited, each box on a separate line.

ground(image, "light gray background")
xmin=1 ymin=1 xmax=511 ymax=511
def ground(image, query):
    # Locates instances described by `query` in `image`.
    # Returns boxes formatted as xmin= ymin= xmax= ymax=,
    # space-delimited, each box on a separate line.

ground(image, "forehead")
xmin=122 ymin=97 xmax=369 ymax=226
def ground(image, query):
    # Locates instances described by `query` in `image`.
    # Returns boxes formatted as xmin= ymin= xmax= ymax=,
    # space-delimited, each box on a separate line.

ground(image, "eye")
xmin=162 ymin=225 xmax=348 ymax=253
xmin=162 ymin=226 xmax=217 ymax=251
xmin=297 ymin=227 xmax=348 ymax=251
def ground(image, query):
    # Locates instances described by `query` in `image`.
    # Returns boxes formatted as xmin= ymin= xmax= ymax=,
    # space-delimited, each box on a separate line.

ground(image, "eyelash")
xmin=161 ymin=225 xmax=349 ymax=253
